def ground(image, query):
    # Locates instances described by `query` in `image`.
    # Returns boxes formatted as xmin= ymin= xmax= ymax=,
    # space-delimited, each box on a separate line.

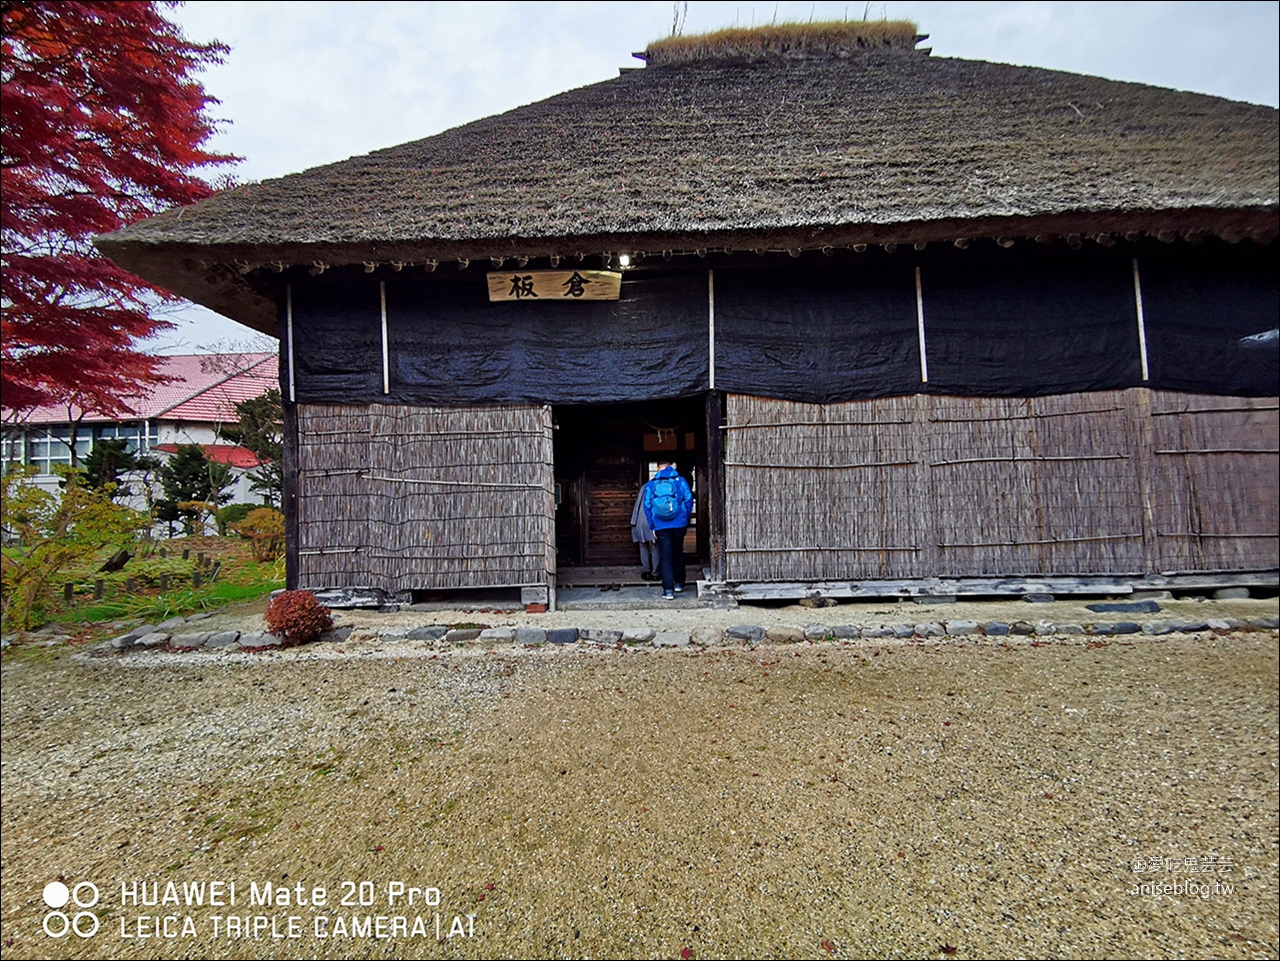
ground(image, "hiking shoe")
xmin=662 ymin=592 xmax=675 ymax=600
xmin=674 ymin=585 xmax=685 ymax=593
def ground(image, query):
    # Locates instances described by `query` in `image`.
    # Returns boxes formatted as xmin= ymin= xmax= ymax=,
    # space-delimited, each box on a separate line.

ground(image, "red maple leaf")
xmin=1 ymin=1 xmax=237 ymax=413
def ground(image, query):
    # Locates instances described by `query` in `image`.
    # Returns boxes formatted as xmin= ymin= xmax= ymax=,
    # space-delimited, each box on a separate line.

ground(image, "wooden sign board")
xmin=486 ymin=269 xmax=621 ymax=302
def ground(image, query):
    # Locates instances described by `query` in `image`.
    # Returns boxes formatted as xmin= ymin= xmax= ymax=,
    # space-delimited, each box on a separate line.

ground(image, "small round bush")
xmin=264 ymin=590 xmax=333 ymax=646
xmin=229 ymin=507 xmax=286 ymax=561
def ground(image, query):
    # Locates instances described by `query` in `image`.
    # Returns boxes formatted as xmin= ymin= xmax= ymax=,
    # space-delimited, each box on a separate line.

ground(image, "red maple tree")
xmin=1 ymin=0 xmax=236 ymax=414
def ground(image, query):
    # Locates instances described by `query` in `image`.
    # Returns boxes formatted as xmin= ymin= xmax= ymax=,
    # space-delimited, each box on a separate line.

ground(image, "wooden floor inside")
xmin=557 ymin=562 xmax=703 ymax=588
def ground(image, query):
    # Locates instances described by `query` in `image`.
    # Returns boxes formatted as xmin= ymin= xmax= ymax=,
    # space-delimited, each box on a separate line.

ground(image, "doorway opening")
xmin=553 ymin=397 xmax=707 ymax=585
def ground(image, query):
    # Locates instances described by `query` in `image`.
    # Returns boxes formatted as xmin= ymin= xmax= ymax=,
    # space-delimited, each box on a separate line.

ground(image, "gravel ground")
xmin=1 ymin=626 xmax=1277 ymax=960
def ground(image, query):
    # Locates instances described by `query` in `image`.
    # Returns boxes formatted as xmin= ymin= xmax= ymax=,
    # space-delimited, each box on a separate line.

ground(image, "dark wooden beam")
xmin=704 ymin=390 xmax=727 ymax=580
xmin=281 ymin=401 xmax=299 ymax=592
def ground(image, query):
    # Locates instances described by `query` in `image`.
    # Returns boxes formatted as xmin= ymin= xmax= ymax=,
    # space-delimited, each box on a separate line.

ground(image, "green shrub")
xmin=217 ymin=502 xmax=255 ymax=536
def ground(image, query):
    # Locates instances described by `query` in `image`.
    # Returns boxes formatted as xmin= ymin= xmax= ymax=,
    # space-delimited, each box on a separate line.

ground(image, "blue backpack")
xmin=651 ymin=476 xmax=681 ymax=522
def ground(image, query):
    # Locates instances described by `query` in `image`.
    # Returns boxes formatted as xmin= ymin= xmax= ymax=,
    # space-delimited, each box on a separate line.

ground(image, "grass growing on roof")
xmin=645 ymin=19 xmax=920 ymax=64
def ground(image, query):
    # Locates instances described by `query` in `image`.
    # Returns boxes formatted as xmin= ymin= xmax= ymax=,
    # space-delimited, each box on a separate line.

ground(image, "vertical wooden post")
xmin=93 ymin=579 xmax=104 ymax=599
xmin=193 ymin=569 xmax=202 ymax=589
xmin=64 ymin=583 xmax=74 ymax=604
xmin=281 ymin=292 xmax=301 ymax=591
xmin=704 ymin=390 xmax=727 ymax=581
xmin=1132 ymin=386 xmax=1159 ymax=574
xmin=282 ymin=394 xmax=300 ymax=591
xmin=125 ymin=577 xmax=136 ymax=593
xmin=159 ymin=574 xmax=170 ymax=592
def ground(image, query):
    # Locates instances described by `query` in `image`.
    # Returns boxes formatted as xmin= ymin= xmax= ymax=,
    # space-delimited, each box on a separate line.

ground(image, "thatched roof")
xmin=98 ymin=27 xmax=1279 ymax=331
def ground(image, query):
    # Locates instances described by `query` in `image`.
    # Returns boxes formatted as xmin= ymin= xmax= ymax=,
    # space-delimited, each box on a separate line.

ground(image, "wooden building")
xmin=99 ymin=24 xmax=1279 ymax=605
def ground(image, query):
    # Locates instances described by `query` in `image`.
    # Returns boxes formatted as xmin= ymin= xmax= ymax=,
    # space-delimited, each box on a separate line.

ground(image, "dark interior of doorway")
xmin=554 ymin=397 xmax=706 ymax=583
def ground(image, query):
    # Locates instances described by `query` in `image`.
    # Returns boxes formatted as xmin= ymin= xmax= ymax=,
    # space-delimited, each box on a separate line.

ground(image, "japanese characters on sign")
xmin=486 ymin=269 xmax=622 ymax=302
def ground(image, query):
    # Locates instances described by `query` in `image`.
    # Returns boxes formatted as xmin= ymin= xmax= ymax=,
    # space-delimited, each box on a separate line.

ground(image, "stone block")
xmin=914 ymin=622 xmax=945 ymax=637
xmin=653 ymin=631 xmax=691 ymax=647
xmin=237 ymin=632 xmax=280 ymax=647
xmin=914 ymin=595 xmax=956 ymax=604
xmin=804 ymin=624 xmax=830 ymax=640
xmin=765 ymin=626 xmax=805 ymax=643
xmin=1142 ymin=621 xmax=1175 ymax=635
xmin=1086 ymin=600 xmax=1161 ymax=614
xmin=521 ymin=585 xmax=549 ymax=605
xmin=318 ymin=627 xmax=353 ymax=644
xmin=1056 ymin=623 xmax=1085 ymax=635
xmin=546 ymin=628 xmax=578 ymax=645
xmin=136 ymin=632 xmax=171 ymax=647
xmin=407 ymin=626 xmax=448 ymax=641
xmin=621 ymin=627 xmax=654 ymax=644
xmin=831 ymin=624 xmax=860 ymax=639
xmin=515 ymin=627 xmax=547 ymax=645
xmin=1213 ymin=587 xmax=1250 ymax=600
xmin=444 ymin=628 xmax=481 ymax=643
xmin=479 ymin=627 xmax=515 ymax=644
xmin=1111 ymin=622 xmax=1141 ymax=634
xmin=984 ymin=622 xmax=1011 ymax=636
xmin=1010 ymin=621 xmax=1035 ymax=635
xmin=726 ymin=625 xmax=766 ymax=643
xmin=170 ymin=632 xmax=210 ymax=649
xmin=945 ymin=620 xmax=979 ymax=636
xmin=1249 ymin=616 xmax=1279 ymax=629
xmin=861 ymin=626 xmax=894 ymax=638
xmin=580 ymin=628 xmax=622 ymax=645
xmin=204 ymin=631 xmax=240 ymax=648
xmin=1022 ymin=593 xmax=1055 ymax=603
xmin=691 ymin=627 xmax=724 ymax=647
xmin=1034 ymin=620 xmax=1058 ymax=636
xmin=892 ymin=624 xmax=916 ymax=638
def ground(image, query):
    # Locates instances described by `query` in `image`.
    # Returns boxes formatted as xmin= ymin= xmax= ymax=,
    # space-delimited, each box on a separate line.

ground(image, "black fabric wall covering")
xmin=285 ymin=254 xmax=1277 ymax=404
xmin=920 ymin=259 xmax=1142 ymax=396
xmin=714 ymin=266 xmax=922 ymax=403
xmin=389 ymin=271 xmax=707 ymax=405
xmin=1141 ymin=258 xmax=1279 ymax=397
xmin=290 ymin=283 xmax=383 ymax=400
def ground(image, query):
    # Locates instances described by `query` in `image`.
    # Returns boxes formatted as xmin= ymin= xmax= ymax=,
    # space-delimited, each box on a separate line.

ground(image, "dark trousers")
xmin=655 ymin=527 xmax=687 ymax=594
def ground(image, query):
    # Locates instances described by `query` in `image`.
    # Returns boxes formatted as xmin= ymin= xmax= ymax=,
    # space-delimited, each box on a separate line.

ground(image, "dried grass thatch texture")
xmin=296 ymin=403 xmax=555 ymax=593
xmin=98 ymin=41 xmax=1277 ymax=332
xmin=644 ymin=21 xmax=921 ymax=65
xmin=725 ymin=390 xmax=1278 ymax=581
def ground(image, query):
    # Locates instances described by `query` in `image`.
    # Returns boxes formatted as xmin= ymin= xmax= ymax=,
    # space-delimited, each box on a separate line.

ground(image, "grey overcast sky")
xmin=149 ymin=0 xmax=1280 ymax=352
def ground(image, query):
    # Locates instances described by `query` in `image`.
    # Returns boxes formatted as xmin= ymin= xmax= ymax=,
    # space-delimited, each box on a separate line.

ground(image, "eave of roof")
xmin=97 ymin=46 xmax=1280 ymax=333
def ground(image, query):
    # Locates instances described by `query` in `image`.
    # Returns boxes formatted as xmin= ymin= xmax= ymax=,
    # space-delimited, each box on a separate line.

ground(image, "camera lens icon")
xmin=42 ymin=881 xmax=100 ymax=938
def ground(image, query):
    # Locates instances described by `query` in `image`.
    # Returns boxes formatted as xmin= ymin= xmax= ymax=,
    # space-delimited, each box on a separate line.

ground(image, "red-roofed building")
xmin=2 ymin=353 xmax=277 ymax=506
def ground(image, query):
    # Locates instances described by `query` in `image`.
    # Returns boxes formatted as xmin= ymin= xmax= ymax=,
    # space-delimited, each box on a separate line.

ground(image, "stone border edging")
xmin=99 ymin=614 xmax=1280 ymax=655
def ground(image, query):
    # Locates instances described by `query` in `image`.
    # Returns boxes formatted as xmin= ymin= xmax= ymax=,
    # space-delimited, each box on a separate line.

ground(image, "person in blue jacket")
xmin=643 ymin=459 xmax=693 ymax=599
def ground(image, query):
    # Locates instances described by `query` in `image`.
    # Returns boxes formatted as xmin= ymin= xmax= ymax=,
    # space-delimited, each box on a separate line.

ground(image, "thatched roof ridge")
xmin=98 ymin=44 xmax=1278 ymax=330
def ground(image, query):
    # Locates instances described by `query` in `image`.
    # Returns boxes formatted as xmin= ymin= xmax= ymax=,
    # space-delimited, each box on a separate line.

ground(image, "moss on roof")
xmin=643 ymin=20 xmax=922 ymax=64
